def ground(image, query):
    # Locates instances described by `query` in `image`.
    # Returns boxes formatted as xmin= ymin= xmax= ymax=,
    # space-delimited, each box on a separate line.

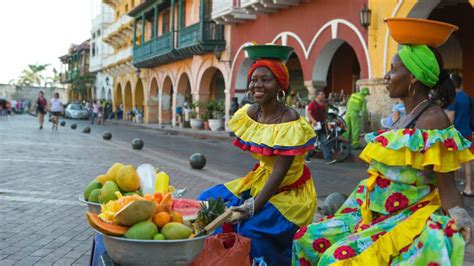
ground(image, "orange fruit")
xmin=170 ymin=211 xmax=184 ymax=224
xmin=155 ymin=204 xmax=167 ymax=214
xmin=153 ymin=211 xmax=171 ymax=228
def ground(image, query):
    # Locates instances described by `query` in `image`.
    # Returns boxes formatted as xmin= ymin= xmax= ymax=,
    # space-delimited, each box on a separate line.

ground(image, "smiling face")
xmin=248 ymin=67 xmax=280 ymax=104
xmin=384 ymin=54 xmax=414 ymax=99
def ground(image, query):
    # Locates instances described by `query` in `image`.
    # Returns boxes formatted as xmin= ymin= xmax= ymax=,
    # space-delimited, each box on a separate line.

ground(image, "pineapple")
xmin=194 ymin=196 xmax=226 ymax=231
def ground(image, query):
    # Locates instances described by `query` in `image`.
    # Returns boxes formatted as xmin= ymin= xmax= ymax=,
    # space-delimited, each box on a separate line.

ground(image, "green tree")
xmin=17 ymin=64 xmax=50 ymax=86
xmin=72 ymin=75 xmax=95 ymax=100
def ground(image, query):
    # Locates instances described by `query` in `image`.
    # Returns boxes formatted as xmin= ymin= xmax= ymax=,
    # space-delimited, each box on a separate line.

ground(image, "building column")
xmin=356 ymin=78 xmax=395 ymax=131
xmin=144 ymin=99 xmax=158 ymax=123
xmin=304 ymin=80 xmax=317 ymax=100
xmin=194 ymin=92 xmax=211 ymax=119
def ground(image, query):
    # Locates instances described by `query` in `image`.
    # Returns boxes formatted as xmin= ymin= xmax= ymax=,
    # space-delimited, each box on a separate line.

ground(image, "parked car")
xmin=65 ymin=104 xmax=89 ymax=119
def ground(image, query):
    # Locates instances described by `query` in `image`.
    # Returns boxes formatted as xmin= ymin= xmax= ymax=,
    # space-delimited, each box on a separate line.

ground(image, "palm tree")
xmin=72 ymin=75 xmax=95 ymax=100
xmin=17 ymin=64 xmax=50 ymax=86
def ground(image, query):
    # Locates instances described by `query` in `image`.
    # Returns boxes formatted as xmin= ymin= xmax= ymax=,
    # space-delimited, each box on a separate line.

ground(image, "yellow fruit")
xmin=153 ymin=211 xmax=171 ymax=228
xmin=168 ymin=185 xmax=175 ymax=193
xmin=116 ymin=165 xmax=140 ymax=192
xmin=104 ymin=163 xmax=125 ymax=183
xmin=155 ymin=172 xmax=169 ymax=194
xmin=95 ymin=174 xmax=114 ymax=185
xmin=170 ymin=211 xmax=184 ymax=224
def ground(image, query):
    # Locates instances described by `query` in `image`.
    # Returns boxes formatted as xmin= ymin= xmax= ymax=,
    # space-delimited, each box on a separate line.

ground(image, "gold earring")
xmin=408 ymin=84 xmax=416 ymax=96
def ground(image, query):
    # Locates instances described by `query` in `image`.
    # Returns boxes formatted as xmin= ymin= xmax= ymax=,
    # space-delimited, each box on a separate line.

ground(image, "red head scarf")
xmin=247 ymin=59 xmax=290 ymax=91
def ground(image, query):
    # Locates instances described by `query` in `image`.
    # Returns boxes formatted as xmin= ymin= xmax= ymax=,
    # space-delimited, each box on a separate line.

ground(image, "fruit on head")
xmin=116 ymin=165 xmax=140 ymax=192
xmin=152 ymin=211 xmax=171 ymax=228
xmin=104 ymin=163 xmax=125 ymax=183
xmin=86 ymin=212 xmax=128 ymax=236
xmin=113 ymin=200 xmax=156 ymax=226
xmin=84 ymin=180 xmax=102 ymax=201
xmin=98 ymin=181 xmax=120 ymax=204
xmin=88 ymin=189 xmax=101 ymax=203
xmin=153 ymin=233 xmax=166 ymax=240
xmin=124 ymin=221 xmax=158 ymax=240
xmin=161 ymin=222 xmax=193 ymax=240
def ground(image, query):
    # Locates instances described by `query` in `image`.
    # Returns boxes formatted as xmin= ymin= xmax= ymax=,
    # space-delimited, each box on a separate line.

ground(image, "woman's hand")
xmin=449 ymin=206 xmax=473 ymax=245
xmin=227 ymin=198 xmax=255 ymax=224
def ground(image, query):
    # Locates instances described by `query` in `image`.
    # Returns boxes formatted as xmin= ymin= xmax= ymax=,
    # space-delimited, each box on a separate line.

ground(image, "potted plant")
xmin=207 ymin=99 xmax=225 ymax=131
xmin=189 ymin=101 xmax=203 ymax=129
xmin=202 ymin=112 xmax=210 ymax=131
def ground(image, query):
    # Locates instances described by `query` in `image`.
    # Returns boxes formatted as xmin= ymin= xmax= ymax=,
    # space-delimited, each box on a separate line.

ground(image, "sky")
xmin=0 ymin=0 xmax=92 ymax=84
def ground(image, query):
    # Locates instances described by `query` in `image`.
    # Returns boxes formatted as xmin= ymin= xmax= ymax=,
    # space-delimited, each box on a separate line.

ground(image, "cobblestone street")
xmin=1 ymin=116 xmax=474 ymax=265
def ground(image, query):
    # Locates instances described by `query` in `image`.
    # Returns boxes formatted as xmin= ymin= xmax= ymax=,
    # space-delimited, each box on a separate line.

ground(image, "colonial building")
xmin=362 ymin=0 xmax=474 ymax=129
xmin=128 ymin=0 xmax=228 ymax=125
xmin=90 ymin=0 xmax=115 ymax=101
xmin=59 ymin=40 xmax=95 ymax=102
xmin=212 ymin=0 xmax=369 ymax=120
xmin=101 ymin=0 xmax=138 ymax=119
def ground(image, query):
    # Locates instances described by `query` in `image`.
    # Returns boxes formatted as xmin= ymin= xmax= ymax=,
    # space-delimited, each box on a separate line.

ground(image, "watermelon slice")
xmin=171 ymin=198 xmax=203 ymax=221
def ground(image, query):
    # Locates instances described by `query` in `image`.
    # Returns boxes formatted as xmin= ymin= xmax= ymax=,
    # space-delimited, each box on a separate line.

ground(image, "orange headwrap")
xmin=247 ymin=59 xmax=290 ymax=91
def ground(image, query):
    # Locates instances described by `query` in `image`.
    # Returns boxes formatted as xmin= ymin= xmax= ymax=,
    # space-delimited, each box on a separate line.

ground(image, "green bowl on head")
xmin=244 ymin=45 xmax=294 ymax=61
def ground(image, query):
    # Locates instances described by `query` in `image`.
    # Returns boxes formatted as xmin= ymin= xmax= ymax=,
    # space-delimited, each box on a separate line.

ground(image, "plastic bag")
xmin=191 ymin=233 xmax=251 ymax=266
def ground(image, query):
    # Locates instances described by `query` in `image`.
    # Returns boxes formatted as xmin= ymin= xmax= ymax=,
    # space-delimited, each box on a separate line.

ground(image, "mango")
xmin=98 ymin=181 xmax=120 ymax=204
xmin=103 ymin=163 xmax=125 ymax=184
xmin=88 ymin=189 xmax=101 ymax=203
xmin=114 ymin=200 xmax=156 ymax=226
xmin=117 ymin=165 xmax=140 ymax=192
xmin=124 ymin=221 xmax=158 ymax=240
xmin=84 ymin=181 xmax=102 ymax=200
xmin=161 ymin=222 xmax=193 ymax=240
xmin=153 ymin=233 xmax=166 ymax=240
xmin=95 ymin=174 xmax=114 ymax=185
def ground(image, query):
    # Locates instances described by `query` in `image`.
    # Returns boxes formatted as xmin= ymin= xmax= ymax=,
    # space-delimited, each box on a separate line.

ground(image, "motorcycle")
xmin=311 ymin=105 xmax=351 ymax=163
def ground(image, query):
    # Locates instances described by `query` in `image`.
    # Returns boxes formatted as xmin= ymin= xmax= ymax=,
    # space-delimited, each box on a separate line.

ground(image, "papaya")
xmin=86 ymin=212 xmax=128 ymax=236
xmin=114 ymin=200 xmax=156 ymax=226
xmin=116 ymin=165 xmax=140 ymax=192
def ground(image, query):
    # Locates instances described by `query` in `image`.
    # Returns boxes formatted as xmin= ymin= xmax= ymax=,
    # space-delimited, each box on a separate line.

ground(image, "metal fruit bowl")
xmin=78 ymin=196 xmax=101 ymax=214
xmin=95 ymin=230 xmax=209 ymax=265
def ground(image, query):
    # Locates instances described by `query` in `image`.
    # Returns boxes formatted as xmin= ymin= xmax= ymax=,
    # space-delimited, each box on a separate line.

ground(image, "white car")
xmin=65 ymin=104 xmax=89 ymax=119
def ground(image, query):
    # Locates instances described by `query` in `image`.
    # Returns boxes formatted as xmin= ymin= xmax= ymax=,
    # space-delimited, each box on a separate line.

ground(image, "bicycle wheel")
xmin=328 ymin=138 xmax=351 ymax=162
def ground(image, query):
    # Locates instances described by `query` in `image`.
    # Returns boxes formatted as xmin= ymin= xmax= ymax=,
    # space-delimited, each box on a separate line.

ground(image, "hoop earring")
xmin=277 ymin=90 xmax=286 ymax=103
xmin=408 ymin=84 xmax=416 ymax=96
xmin=245 ymin=91 xmax=253 ymax=101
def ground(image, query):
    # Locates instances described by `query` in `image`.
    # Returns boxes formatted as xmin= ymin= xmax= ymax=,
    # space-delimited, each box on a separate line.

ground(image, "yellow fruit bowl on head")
xmin=95 ymin=230 xmax=209 ymax=265
xmin=385 ymin=18 xmax=458 ymax=47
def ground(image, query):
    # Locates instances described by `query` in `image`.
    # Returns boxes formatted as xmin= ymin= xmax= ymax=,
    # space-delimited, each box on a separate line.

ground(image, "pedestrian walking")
xmin=91 ymin=100 xmax=99 ymax=124
xmin=293 ymin=20 xmax=473 ymax=265
xmin=446 ymin=73 xmax=473 ymax=197
xmin=305 ymin=89 xmax=331 ymax=162
xmin=342 ymin=87 xmax=370 ymax=149
xmin=49 ymin=93 xmax=63 ymax=130
xmin=35 ymin=91 xmax=47 ymax=129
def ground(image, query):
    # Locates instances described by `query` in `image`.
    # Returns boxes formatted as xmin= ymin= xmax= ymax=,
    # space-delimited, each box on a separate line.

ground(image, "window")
xmin=92 ymin=43 xmax=96 ymax=57
xmin=97 ymin=30 xmax=101 ymax=36
xmin=162 ymin=9 xmax=170 ymax=34
xmin=131 ymin=0 xmax=135 ymax=7
xmin=125 ymin=4 xmax=129 ymax=12
xmin=116 ymin=11 xmax=120 ymax=19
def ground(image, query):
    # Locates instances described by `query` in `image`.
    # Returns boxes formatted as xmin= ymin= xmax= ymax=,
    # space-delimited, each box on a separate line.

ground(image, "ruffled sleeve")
xmin=228 ymin=105 xmax=316 ymax=156
xmin=360 ymin=126 xmax=473 ymax=173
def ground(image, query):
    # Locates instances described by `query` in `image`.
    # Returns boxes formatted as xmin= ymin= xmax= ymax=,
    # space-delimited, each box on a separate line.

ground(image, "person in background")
xmin=380 ymin=100 xmax=406 ymax=129
xmin=305 ymin=89 xmax=331 ymax=162
xmin=49 ymin=93 xmax=63 ymax=130
xmin=91 ymin=100 xmax=99 ymax=124
xmin=230 ymin=97 xmax=240 ymax=117
xmin=343 ymin=87 xmax=370 ymax=149
xmin=446 ymin=73 xmax=473 ymax=197
xmin=116 ymin=103 xmax=123 ymax=120
xmin=286 ymin=91 xmax=297 ymax=107
xmin=36 ymin=91 xmax=47 ymax=129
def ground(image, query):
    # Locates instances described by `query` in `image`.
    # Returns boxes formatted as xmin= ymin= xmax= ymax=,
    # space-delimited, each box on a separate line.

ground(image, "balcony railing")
xmin=211 ymin=0 xmax=257 ymax=24
xmin=104 ymin=47 xmax=132 ymax=68
xmin=132 ymin=32 xmax=173 ymax=67
xmin=178 ymin=22 xmax=224 ymax=48
xmin=103 ymin=15 xmax=133 ymax=39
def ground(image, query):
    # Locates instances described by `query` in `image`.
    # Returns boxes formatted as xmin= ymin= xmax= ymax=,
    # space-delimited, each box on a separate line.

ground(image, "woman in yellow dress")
xmin=292 ymin=19 xmax=473 ymax=265
xmin=198 ymin=45 xmax=317 ymax=265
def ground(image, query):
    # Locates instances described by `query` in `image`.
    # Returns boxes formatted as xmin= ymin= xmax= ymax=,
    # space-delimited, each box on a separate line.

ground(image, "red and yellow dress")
xmin=198 ymin=104 xmax=317 ymax=265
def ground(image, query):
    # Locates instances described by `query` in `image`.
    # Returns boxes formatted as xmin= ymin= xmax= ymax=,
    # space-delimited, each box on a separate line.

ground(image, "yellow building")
xmin=361 ymin=0 xmax=474 ymax=129
xmin=99 ymin=0 xmax=229 ymax=129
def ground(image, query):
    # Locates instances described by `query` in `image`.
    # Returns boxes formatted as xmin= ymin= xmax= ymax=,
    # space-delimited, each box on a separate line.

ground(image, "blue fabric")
xmin=447 ymin=91 xmax=472 ymax=137
xmin=198 ymin=184 xmax=298 ymax=266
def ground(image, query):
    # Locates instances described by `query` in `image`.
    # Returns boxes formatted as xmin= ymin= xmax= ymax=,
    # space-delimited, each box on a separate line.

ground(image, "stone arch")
xmin=100 ymin=87 xmax=106 ymax=100
xmin=312 ymin=39 xmax=361 ymax=95
xmin=235 ymin=58 xmax=253 ymax=91
xmin=198 ymin=67 xmax=226 ymax=101
xmin=287 ymin=52 xmax=306 ymax=100
xmin=176 ymin=72 xmax=192 ymax=108
xmin=123 ymin=81 xmax=133 ymax=119
xmin=161 ymin=76 xmax=173 ymax=124
xmin=113 ymin=83 xmax=123 ymax=111
xmin=106 ymin=89 xmax=112 ymax=101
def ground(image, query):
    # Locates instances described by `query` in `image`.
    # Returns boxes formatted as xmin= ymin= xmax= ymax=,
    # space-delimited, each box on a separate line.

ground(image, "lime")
xmin=153 ymin=233 xmax=166 ymax=240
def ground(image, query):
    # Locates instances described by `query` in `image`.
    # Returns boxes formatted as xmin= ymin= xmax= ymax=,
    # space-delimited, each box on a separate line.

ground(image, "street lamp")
xmin=359 ymin=4 xmax=372 ymax=29
xmin=214 ymin=47 xmax=231 ymax=63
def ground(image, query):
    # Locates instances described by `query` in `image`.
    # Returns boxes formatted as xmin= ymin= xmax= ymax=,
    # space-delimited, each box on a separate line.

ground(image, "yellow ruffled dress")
xmin=198 ymin=104 xmax=317 ymax=265
xmin=292 ymin=126 xmax=473 ymax=266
